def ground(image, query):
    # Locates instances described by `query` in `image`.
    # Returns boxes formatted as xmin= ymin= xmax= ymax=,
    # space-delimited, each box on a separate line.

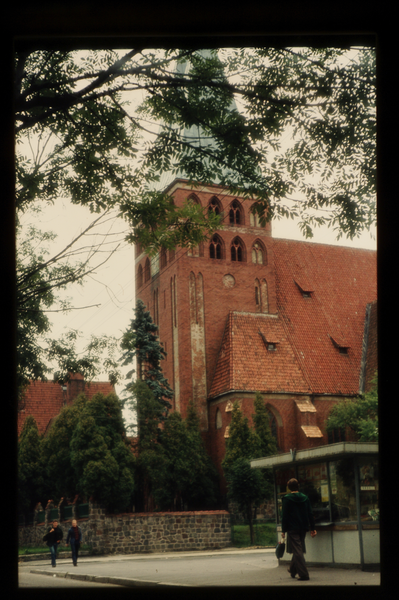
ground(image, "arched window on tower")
xmin=187 ymin=193 xmax=201 ymax=206
xmin=229 ymin=200 xmax=242 ymax=225
xmin=208 ymin=197 xmax=221 ymax=216
xmin=144 ymin=257 xmax=151 ymax=282
xmin=252 ymin=240 xmax=266 ymax=265
xmin=137 ymin=264 xmax=143 ymax=288
xmin=255 ymin=277 xmax=269 ymax=312
xmin=160 ymin=247 xmax=167 ymax=269
xmin=250 ymin=210 xmax=266 ymax=227
xmin=209 ymin=234 xmax=223 ymax=259
xmin=231 ymin=237 xmax=245 ymax=262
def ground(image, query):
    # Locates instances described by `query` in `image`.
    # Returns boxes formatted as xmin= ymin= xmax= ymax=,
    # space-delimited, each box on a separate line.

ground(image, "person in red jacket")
xmin=281 ymin=478 xmax=317 ymax=581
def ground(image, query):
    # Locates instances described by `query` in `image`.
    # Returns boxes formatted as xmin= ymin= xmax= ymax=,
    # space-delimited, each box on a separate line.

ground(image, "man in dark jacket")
xmin=66 ymin=519 xmax=82 ymax=566
xmin=281 ymin=478 xmax=317 ymax=581
xmin=43 ymin=520 xmax=63 ymax=567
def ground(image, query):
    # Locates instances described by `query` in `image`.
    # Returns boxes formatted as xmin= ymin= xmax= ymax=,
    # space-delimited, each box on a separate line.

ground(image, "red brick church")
xmin=135 ymin=178 xmax=377 ymax=484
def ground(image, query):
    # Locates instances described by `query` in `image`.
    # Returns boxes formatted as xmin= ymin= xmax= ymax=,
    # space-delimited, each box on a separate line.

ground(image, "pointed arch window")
xmin=144 ymin=258 xmax=151 ymax=282
xmin=187 ymin=193 xmax=201 ymax=206
xmin=231 ymin=237 xmax=245 ymax=262
xmin=208 ymin=197 xmax=221 ymax=216
xmin=160 ymin=247 xmax=167 ymax=269
xmin=209 ymin=234 xmax=223 ymax=259
xmin=255 ymin=277 xmax=269 ymax=313
xmin=268 ymin=409 xmax=278 ymax=447
xmin=252 ymin=240 xmax=266 ymax=265
xmin=137 ymin=264 xmax=143 ymax=288
xmin=229 ymin=200 xmax=242 ymax=225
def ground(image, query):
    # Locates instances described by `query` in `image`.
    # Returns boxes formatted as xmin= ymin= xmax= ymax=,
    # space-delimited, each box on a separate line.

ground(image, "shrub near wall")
xmin=89 ymin=507 xmax=231 ymax=555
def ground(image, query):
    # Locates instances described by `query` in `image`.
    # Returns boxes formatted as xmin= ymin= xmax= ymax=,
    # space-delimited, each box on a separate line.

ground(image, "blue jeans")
xmin=70 ymin=539 xmax=80 ymax=564
xmin=49 ymin=543 xmax=59 ymax=566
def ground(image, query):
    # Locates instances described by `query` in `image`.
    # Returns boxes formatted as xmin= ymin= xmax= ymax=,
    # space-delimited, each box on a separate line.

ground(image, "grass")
xmin=231 ymin=522 xmax=278 ymax=548
xmin=18 ymin=544 xmax=91 ymax=556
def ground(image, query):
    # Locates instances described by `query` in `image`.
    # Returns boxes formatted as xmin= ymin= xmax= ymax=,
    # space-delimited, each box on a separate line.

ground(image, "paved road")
xmin=18 ymin=548 xmax=381 ymax=588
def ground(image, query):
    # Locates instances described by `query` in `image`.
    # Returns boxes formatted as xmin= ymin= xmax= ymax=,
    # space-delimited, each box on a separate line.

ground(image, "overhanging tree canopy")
xmin=14 ymin=45 xmax=376 ymax=388
xmin=16 ymin=46 xmax=376 ymax=247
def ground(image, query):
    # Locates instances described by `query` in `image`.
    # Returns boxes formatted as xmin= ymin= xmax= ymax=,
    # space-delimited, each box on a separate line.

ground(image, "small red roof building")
xmin=18 ymin=372 xmax=115 ymax=437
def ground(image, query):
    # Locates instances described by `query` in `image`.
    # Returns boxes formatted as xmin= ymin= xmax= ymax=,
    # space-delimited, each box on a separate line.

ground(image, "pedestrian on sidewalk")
xmin=281 ymin=478 xmax=317 ymax=581
xmin=43 ymin=520 xmax=63 ymax=567
xmin=66 ymin=519 xmax=82 ymax=566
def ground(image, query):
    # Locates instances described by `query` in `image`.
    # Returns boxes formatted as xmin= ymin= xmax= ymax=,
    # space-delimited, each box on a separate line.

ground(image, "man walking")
xmin=281 ymin=478 xmax=317 ymax=581
xmin=66 ymin=519 xmax=82 ymax=566
xmin=43 ymin=520 xmax=63 ymax=567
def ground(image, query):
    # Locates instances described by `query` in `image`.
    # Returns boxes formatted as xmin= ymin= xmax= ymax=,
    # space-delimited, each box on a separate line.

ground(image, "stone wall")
xmin=19 ymin=500 xmax=231 ymax=554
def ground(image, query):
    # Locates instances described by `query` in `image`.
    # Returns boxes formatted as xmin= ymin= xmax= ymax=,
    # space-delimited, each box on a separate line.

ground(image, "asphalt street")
xmin=18 ymin=547 xmax=381 ymax=588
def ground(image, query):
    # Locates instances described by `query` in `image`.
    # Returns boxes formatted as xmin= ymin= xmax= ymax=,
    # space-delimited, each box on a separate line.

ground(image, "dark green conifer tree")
xmin=222 ymin=401 xmax=272 ymax=544
xmin=70 ymin=393 xmax=135 ymax=512
xmin=40 ymin=394 xmax=86 ymax=502
xmin=120 ymin=299 xmax=173 ymax=422
xmin=18 ymin=416 xmax=45 ymax=521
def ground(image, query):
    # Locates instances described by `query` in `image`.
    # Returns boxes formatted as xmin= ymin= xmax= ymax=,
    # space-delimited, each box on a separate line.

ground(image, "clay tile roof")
xmin=271 ymin=238 xmax=376 ymax=396
xmin=209 ymin=238 xmax=376 ymax=399
xmin=301 ymin=425 xmax=324 ymax=438
xmin=294 ymin=399 xmax=317 ymax=413
xmin=18 ymin=377 xmax=115 ymax=436
xmin=209 ymin=311 xmax=310 ymax=397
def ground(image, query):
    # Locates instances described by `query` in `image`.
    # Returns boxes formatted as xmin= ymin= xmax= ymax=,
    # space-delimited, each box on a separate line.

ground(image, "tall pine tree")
xmin=120 ymin=299 xmax=173 ymax=423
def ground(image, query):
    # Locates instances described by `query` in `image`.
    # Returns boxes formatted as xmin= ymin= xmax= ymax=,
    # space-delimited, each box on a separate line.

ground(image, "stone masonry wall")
xmin=88 ymin=507 xmax=231 ymax=554
xmin=19 ymin=501 xmax=231 ymax=554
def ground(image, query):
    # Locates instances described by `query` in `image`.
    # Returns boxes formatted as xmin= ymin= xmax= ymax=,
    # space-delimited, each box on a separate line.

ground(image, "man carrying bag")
xmin=281 ymin=478 xmax=317 ymax=581
xmin=43 ymin=520 xmax=63 ymax=567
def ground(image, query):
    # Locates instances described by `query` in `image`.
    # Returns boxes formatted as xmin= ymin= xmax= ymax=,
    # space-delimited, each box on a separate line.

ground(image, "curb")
xmin=19 ymin=551 xmax=91 ymax=563
xmin=29 ymin=568 xmax=193 ymax=587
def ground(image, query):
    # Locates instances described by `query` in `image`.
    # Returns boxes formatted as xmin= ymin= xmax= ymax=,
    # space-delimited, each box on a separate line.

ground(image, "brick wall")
xmin=19 ymin=501 xmax=231 ymax=554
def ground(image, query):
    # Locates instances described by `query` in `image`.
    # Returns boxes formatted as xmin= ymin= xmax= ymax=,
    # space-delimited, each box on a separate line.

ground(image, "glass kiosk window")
xmin=329 ymin=459 xmax=357 ymax=521
xmin=358 ymin=457 xmax=379 ymax=522
xmin=297 ymin=463 xmax=329 ymax=524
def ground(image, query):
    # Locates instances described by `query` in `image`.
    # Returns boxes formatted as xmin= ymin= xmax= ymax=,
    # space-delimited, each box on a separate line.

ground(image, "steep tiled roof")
xmin=18 ymin=377 xmax=115 ymax=436
xmin=210 ymin=311 xmax=310 ymax=397
xmin=209 ymin=238 xmax=377 ymax=398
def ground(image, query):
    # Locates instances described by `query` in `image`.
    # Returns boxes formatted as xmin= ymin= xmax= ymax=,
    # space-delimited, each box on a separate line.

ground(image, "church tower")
xmin=134 ymin=51 xmax=377 ymax=491
xmin=135 ymin=178 xmax=277 ymax=433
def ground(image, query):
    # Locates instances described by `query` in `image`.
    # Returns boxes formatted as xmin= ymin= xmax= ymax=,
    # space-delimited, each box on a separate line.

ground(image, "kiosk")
xmin=251 ymin=442 xmax=379 ymax=569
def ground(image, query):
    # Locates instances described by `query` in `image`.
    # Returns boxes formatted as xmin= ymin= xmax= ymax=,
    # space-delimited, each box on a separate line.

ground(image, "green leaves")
xmin=326 ymin=372 xmax=378 ymax=442
xmin=222 ymin=397 xmax=276 ymax=532
xmin=18 ymin=416 xmax=46 ymax=516
xmin=69 ymin=393 xmax=135 ymax=511
xmin=15 ymin=46 xmax=376 ymax=249
xmin=124 ymin=191 xmax=221 ymax=255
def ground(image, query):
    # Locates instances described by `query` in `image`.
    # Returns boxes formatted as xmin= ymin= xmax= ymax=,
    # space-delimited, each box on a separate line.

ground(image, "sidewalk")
xmin=21 ymin=547 xmax=381 ymax=587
